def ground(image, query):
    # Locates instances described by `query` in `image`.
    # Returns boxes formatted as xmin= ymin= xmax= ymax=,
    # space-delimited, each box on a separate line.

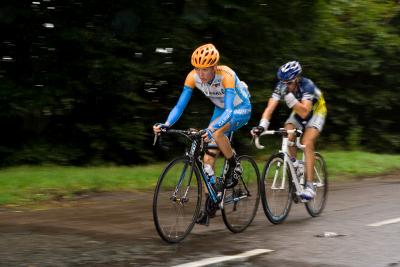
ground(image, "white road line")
xmin=367 ymin=217 xmax=400 ymax=227
xmin=172 ymin=249 xmax=273 ymax=267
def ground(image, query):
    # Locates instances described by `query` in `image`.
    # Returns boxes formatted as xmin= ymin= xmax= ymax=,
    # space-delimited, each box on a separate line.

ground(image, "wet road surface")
xmin=0 ymin=173 xmax=400 ymax=267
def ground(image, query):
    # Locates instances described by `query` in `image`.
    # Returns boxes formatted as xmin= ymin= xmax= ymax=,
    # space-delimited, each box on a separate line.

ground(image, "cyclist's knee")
xmin=204 ymin=153 xmax=217 ymax=165
xmin=302 ymin=134 xmax=318 ymax=149
xmin=303 ymin=139 xmax=315 ymax=150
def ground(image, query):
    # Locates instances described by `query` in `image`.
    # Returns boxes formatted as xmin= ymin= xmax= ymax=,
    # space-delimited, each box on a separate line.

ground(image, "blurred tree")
xmin=0 ymin=0 xmax=399 ymax=166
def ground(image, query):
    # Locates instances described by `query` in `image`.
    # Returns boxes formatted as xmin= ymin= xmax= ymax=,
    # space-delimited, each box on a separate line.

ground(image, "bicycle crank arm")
xmin=225 ymin=195 xmax=248 ymax=205
xmin=233 ymin=195 xmax=248 ymax=202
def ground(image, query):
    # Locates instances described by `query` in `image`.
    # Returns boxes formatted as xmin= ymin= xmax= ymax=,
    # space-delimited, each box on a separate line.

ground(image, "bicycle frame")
xmin=189 ymin=133 xmax=235 ymax=205
xmin=162 ymin=129 xmax=231 ymax=206
xmin=255 ymin=129 xmax=306 ymax=197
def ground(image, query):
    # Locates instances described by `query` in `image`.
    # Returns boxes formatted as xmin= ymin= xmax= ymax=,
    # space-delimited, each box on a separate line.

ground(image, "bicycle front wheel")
xmin=305 ymin=152 xmax=328 ymax=217
xmin=153 ymin=156 xmax=202 ymax=243
xmin=222 ymin=155 xmax=260 ymax=233
xmin=260 ymin=153 xmax=293 ymax=224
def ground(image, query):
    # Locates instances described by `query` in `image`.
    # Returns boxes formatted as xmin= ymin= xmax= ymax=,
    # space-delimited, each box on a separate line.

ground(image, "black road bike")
xmin=153 ymin=128 xmax=260 ymax=243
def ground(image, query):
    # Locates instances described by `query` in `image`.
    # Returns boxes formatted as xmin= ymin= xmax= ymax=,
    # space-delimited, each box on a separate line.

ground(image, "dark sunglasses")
xmin=283 ymin=79 xmax=296 ymax=85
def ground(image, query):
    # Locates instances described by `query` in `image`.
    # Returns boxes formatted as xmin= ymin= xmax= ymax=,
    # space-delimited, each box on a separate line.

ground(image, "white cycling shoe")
xmin=300 ymin=186 xmax=316 ymax=201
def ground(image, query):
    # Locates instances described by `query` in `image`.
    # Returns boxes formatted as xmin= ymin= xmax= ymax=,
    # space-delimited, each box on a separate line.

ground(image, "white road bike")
xmin=254 ymin=128 xmax=328 ymax=224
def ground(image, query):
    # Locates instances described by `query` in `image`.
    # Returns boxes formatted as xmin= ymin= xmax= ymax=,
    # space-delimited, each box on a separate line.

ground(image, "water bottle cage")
xmin=296 ymin=162 xmax=304 ymax=179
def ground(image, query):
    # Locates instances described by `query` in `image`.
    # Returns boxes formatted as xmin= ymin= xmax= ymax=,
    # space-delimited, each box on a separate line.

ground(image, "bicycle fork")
xmin=270 ymin=136 xmax=307 ymax=198
xmin=171 ymin=161 xmax=192 ymax=204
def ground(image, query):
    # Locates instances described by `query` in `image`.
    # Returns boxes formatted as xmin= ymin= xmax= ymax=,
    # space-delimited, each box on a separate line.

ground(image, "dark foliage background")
xmin=0 ymin=0 xmax=399 ymax=165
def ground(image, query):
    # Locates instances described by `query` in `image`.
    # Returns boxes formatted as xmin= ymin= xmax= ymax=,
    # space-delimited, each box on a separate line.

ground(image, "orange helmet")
xmin=191 ymin=43 xmax=220 ymax=68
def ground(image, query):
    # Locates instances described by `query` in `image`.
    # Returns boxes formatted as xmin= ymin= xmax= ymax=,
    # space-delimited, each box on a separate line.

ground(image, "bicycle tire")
xmin=260 ymin=153 xmax=294 ymax=224
xmin=222 ymin=155 xmax=260 ymax=233
xmin=305 ymin=152 xmax=328 ymax=217
xmin=153 ymin=156 xmax=202 ymax=243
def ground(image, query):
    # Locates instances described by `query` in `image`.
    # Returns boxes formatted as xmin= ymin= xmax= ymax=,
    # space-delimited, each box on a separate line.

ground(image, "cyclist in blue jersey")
xmin=251 ymin=61 xmax=327 ymax=201
xmin=153 ymin=44 xmax=252 ymax=223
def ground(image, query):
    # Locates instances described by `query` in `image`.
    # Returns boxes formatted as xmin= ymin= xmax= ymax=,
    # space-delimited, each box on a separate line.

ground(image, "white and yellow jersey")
xmin=184 ymin=65 xmax=251 ymax=108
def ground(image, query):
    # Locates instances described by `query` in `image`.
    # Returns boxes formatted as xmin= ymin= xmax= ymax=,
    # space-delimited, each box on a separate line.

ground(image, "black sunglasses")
xmin=283 ymin=79 xmax=296 ymax=85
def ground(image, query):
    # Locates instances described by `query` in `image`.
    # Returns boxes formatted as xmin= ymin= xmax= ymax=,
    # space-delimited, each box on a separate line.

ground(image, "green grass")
xmin=322 ymin=151 xmax=400 ymax=178
xmin=0 ymin=151 xmax=399 ymax=206
xmin=0 ymin=164 xmax=166 ymax=206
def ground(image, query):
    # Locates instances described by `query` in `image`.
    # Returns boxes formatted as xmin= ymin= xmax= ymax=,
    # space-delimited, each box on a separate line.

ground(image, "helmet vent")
xmin=191 ymin=43 xmax=220 ymax=68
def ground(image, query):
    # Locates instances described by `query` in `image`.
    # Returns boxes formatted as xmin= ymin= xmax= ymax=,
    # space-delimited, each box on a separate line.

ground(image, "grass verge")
xmin=0 ymin=151 xmax=399 ymax=206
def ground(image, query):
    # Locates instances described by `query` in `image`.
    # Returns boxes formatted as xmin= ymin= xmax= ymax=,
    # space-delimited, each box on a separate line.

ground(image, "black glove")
xmin=251 ymin=126 xmax=265 ymax=136
xmin=153 ymin=123 xmax=169 ymax=130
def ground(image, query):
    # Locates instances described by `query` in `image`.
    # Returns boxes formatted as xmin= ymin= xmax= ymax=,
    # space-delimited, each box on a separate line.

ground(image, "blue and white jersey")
xmin=185 ymin=65 xmax=251 ymax=108
xmin=272 ymin=77 xmax=327 ymax=116
xmin=165 ymin=65 xmax=252 ymax=130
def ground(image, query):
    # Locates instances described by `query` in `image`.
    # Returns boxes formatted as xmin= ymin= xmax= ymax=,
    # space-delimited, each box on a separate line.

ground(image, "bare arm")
xmin=251 ymin=97 xmax=279 ymax=135
xmin=261 ymin=98 xmax=279 ymax=120
xmin=292 ymin=99 xmax=313 ymax=119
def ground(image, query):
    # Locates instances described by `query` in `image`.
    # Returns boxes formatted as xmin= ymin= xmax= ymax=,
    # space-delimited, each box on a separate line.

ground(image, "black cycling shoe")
xmin=196 ymin=210 xmax=210 ymax=226
xmin=224 ymin=161 xmax=242 ymax=189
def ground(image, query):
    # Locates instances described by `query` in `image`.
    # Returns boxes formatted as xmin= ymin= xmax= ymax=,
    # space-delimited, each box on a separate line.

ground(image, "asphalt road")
xmin=0 ymin=173 xmax=399 ymax=267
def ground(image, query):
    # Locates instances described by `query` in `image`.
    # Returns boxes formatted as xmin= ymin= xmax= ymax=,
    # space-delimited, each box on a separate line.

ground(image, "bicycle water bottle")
xmin=204 ymin=164 xmax=215 ymax=184
xmin=291 ymin=157 xmax=299 ymax=173
xmin=291 ymin=158 xmax=305 ymax=185
xmin=204 ymin=164 xmax=222 ymax=199
xmin=297 ymin=160 xmax=305 ymax=185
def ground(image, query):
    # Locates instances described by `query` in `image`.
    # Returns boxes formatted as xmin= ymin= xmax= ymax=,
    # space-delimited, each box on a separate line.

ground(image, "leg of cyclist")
xmin=204 ymin=106 xmax=243 ymax=189
xmin=300 ymin=127 xmax=319 ymax=200
xmin=196 ymin=110 xmax=225 ymax=226
xmin=211 ymin=123 xmax=242 ymax=189
xmin=284 ymin=112 xmax=305 ymax=159
xmin=303 ymin=127 xmax=319 ymax=182
xmin=285 ymin=114 xmax=315 ymax=200
xmin=203 ymin=109 xmax=225 ymax=184
xmin=196 ymin=125 xmax=229 ymax=226
xmin=301 ymin=113 xmax=325 ymax=200
xmin=197 ymin=105 xmax=251 ymax=225
xmin=220 ymin=104 xmax=252 ymax=188
xmin=284 ymin=122 xmax=297 ymax=158
xmin=203 ymin=106 xmax=225 ymax=177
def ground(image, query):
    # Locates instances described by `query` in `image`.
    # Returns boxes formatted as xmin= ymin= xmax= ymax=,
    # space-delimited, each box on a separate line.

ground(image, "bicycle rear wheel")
xmin=305 ymin=152 xmax=328 ymax=217
xmin=260 ymin=153 xmax=293 ymax=224
xmin=222 ymin=155 xmax=260 ymax=233
xmin=153 ymin=156 xmax=202 ymax=243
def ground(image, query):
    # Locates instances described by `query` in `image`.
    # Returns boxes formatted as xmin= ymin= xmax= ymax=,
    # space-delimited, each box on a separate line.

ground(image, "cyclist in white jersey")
xmin=153 ymin=44 xmax=252 ymax=224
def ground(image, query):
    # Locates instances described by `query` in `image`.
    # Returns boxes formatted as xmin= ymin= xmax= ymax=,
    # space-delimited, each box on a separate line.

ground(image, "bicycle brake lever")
xmin=153 ymin=132 xmax=169 ymax=150
xmin=250 ymin=135 xmax=255 ymax=145
xmin=153 ymin=134 xmax=158 ymax=146
xmin=158 ymin=135 xmax=170 ymax=151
